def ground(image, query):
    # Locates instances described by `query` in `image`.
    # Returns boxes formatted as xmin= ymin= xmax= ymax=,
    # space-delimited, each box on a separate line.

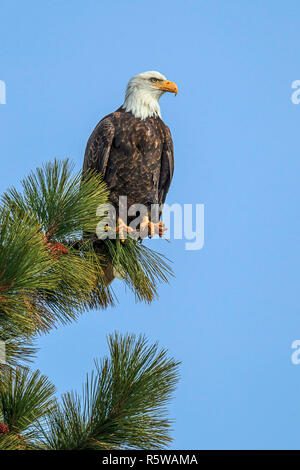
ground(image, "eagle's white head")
xmin=122 ymin=71 xmax=178 ymax=120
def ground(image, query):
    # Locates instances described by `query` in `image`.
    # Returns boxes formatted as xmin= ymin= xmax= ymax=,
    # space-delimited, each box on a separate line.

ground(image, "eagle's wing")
xmin=158 ymin=125 xmax=174 ymax=206
xmin=82 ymin=118 xmax=115 ymax=178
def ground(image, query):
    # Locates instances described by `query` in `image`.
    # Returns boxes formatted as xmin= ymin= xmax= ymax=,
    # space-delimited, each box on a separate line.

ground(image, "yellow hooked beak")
xmin=153 ymin=80 xmax=178 ymax=96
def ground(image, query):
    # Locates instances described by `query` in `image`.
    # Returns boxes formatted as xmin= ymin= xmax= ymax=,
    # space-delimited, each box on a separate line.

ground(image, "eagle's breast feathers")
xmin=83 ymin=107 xmax=174 ymax=215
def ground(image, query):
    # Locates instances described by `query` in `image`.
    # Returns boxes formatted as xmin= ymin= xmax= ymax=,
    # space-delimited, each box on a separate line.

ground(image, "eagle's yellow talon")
xmin=116 ymin=218 xmax=133 ymax=241
xmin=139 ymin=216 xmax=150 ymax=239
xmin=138 ymin=217 xmax=167 ymax=238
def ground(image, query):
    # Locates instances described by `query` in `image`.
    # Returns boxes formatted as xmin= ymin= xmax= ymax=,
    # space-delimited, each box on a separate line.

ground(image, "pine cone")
xmin=47 ymin=241 xmax=69 ymax=259
xmin=42 ymin=235 xmax=69 ymax=259
xmin=0 ymin=422 xmax=9 ymax=434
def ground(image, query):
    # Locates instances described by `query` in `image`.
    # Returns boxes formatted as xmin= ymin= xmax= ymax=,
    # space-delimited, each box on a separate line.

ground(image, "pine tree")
xmin=0 ymin=159 xmax=179 ymax=450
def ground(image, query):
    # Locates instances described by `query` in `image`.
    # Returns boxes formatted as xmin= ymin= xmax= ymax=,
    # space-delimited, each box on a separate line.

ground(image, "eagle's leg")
xmin=139 ymin=216 xmax=167 ymax=239
xmin=116 ymin=217 xmax=134 ymax=243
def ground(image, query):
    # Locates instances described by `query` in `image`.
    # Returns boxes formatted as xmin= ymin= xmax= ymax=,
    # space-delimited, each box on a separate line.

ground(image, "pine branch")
xmin=0 ymin=161 xmax=114 ymax=365
xmin=94 ymin=237 xmax=173 ymax=304
xmin=2 ymin=158 xmax=109 ymax=241
xmin=34 ymin=333 xmax=180 ymax=450
xmin=0 ymin=158 xmax=174 ymax=367
xmin=0 ymin=367 xmax=56 ymax=449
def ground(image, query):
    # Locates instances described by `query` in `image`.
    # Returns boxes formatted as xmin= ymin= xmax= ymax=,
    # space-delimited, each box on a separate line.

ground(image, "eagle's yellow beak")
xmin=153 ymin=80 xmax=178 ymax=96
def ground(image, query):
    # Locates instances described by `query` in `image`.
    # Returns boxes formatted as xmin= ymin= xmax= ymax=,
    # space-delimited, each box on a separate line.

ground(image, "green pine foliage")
xmin=0 ymin=208 xmax=58 ymax=366
xmin=0 ymin=159 xmax=173 ymax=358
xmin=3 ymin=159 xmax=109 ymax=240
xmin=0 ymin=334 xmax=180 ymax=450
xmin=0 ymin=158 xmax=179 ymax=449
xmin=2 ymin=158 xmax=173 ymax=310
xmin=2 ymin=159 xmax=113 ymax=315
xmin=103 ymin=238 xmax=173 ymax=303
xmin=0 ymin=367 xmax=56 ymax=449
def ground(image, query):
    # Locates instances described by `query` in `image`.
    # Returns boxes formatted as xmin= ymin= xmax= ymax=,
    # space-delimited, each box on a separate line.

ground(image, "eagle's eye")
xmin=150 ymin=78 xmax=160 ymax=83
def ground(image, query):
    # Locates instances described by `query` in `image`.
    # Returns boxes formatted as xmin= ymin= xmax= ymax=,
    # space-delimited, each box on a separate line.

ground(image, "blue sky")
xmin=1 ymin=0 xmax=300 ymax=449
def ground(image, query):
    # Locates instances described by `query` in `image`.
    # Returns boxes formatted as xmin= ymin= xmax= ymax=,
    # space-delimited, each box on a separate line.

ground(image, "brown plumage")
xmin=82 ymin=71 xmax=177 ymax=284
xmin=83 ymin=106 xmax=174 ymax=221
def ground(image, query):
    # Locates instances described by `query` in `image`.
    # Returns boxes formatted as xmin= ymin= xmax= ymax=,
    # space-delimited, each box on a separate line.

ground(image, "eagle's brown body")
xmin=83 ymin=106 xmax=174 ymax=221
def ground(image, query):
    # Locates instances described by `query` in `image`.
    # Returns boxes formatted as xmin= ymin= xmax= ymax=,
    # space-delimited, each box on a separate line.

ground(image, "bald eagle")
xmin=83 ymin=70 xmax=177 ymax=240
